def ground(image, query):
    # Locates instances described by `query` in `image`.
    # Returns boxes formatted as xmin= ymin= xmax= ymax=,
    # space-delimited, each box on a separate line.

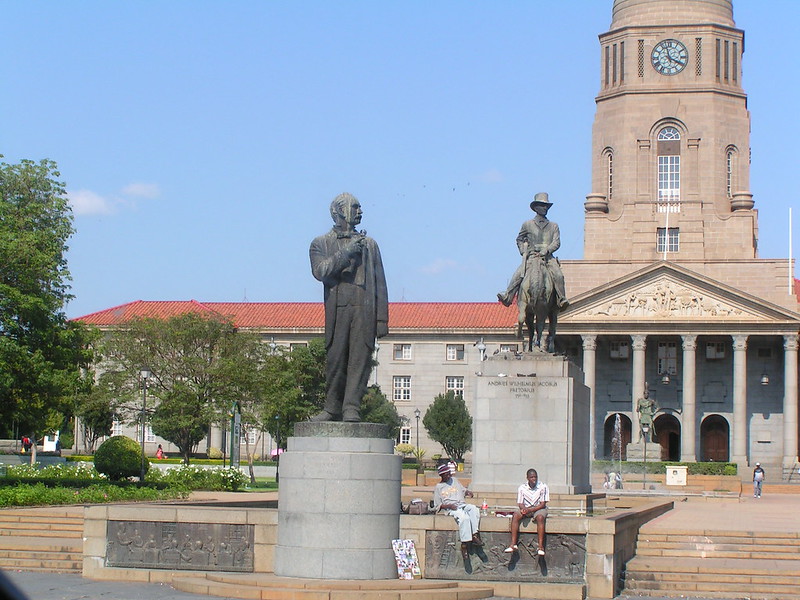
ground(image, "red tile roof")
xmin=74 ymin=301 xmax=519 ymax=330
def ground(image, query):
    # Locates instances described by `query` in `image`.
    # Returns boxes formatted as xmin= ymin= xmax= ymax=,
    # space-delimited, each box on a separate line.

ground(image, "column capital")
xmin=682 ymin=334 xmax=698 ymax=351
xmin=582 ymin=334 xmax=598 ymax=351
xmin=631 ymin=335 xmax=647 ymax=351
xmin=784 ymin=334 xmax=799 ymax=352
xmin=732 ymin=335 xmax=748 ymax=351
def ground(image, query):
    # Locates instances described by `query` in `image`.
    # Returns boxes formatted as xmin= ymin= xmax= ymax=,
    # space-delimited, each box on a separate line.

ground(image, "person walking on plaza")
xmin=505 ymin=468 xmax=549 ymax=556
xmin=432 ymin=463 xmax=482 ymax=561
xmin=753 ymin=463 xmax=765 ymax=498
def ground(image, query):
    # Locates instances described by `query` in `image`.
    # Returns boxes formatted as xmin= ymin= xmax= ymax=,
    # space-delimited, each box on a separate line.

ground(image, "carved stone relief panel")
xmin=424 ymin=530 xmax=585 ymax=582
xmin=583 ymin=280 xmax=746 ymax=319
xmin=107 ymin=521 xmax=254 ymax=572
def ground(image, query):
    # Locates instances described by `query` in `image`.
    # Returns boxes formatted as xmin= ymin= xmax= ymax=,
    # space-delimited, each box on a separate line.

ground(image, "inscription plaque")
xmin=424 ymin=531 xmax=585 ymax=582
xmin=107 ymin=521 xmax=254 ymax=572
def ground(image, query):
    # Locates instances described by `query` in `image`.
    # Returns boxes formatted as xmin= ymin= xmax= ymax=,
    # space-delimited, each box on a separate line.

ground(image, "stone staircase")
xmin=0 ymin=506 xmax=84 ymax=573
xmin=623 ymin=527 xmax=800 ymax=598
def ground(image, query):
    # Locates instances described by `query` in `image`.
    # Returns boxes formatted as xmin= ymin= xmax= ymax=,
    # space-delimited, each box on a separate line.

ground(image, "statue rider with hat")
xmin=497 ymin=192 xmax=569 ymax=310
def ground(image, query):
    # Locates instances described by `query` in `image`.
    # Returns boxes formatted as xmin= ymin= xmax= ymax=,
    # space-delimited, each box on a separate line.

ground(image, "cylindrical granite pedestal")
xmin=274 ymin=422 xmax=401 ymax=579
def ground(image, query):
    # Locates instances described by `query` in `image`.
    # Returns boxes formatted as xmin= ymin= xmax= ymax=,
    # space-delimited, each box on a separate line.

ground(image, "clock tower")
xmin=583 ymin=0 xmax=756 ymax=261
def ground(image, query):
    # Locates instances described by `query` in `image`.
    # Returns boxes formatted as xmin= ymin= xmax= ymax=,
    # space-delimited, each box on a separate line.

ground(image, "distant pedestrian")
xmin=156 ymin=444 xmax=164 ymax=459
xmin=22 ymin=436 xmax=32 ymax=453
xmin=753 ymin=463 xmax=765 ymax=498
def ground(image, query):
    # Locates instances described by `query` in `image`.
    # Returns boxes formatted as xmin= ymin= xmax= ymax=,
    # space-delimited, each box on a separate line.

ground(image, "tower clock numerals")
xmin=651 ymin=39 xmax=688 ymax=75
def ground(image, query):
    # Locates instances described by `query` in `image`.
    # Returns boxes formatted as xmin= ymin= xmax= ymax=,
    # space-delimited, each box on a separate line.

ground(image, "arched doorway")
xmin=701 ymin=415 xmax=730 ymax=462
xmin=653 ymin=414 xmax=680 ymax=461
xmin=603 ymin=413 xmax=632 ymax=460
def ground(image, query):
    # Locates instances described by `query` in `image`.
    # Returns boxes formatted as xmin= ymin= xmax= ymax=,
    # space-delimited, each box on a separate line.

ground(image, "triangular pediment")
xmin=563 ymin=262 xmax=800 ymax=323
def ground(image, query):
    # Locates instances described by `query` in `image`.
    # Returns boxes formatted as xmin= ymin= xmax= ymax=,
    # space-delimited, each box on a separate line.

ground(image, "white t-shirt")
xmin=517 ymin=481 xmax=550 ymax=508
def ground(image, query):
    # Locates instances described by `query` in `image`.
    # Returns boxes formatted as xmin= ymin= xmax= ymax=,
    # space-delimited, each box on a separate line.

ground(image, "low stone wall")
xmin=81 ymin=497 xmax=671 ymax=600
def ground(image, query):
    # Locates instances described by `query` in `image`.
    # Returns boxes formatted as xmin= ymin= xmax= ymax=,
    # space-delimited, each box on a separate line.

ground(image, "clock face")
xmin=651 ymin=39 xmax=688 ymax=75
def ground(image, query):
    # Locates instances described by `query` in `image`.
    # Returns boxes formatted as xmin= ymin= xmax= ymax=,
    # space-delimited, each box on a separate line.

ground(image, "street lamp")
xmin=139 ymin=367 xmax=151 ymax=483
xmin=641 ymin=422 xmax=650 ymax=490
xmin=275 ymin=413 xmax=281 ymax=484
xmin=474 ymin=338 xmax=487 ymax=362
xmin=414 ymin=408 xmax=422 ymax=478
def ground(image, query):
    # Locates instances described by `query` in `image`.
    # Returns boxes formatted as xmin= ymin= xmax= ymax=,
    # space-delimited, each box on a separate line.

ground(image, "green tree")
xmin=74 ymin=382 xmax=115 ymax=453
xmin=0 ymin=157 xmax=96 ymax=448
xmin=359 ymin=385 xmax=403 ymax=439
xmin=422 ymin=391 xmax=473 ymax=461
xmin=98 ymin=312 xmax=262 ymax=464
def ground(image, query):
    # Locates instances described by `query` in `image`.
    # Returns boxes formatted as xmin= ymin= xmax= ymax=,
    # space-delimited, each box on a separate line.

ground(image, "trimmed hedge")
xmin=593 ymin=460 xmax=737 ymax=476
xmin=94 ymin=436 xmax=148 ymax=481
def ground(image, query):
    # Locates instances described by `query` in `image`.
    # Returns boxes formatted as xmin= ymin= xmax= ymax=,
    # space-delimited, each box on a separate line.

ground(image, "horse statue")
xmin=516 ymin=251 xmax=559 ymax=353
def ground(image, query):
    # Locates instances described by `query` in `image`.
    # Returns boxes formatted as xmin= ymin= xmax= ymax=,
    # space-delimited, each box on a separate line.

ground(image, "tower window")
xmin=620 ymin=41 xmax=625 ymax=82
xmin=604 ymin=149 xmax=614 ymax=199
xmin=657 ymin=127 xmax=681 ymax=210
xmin=657 ymin=228 xmax=680 ymax=253
xmin=726 ymin=148 xmax=736 ymax=198
xmin=732 ymin=42 xmax=738 ymax=82
xmin=637 ymin=40 xmax=645 ymax=77
xmin=695 ymin=38 xmax=702 ymax=76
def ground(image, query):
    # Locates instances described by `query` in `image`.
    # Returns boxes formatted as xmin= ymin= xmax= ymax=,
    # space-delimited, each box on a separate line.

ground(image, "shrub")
xmin=94 ymin=436 xmax=149 ymax=481
xmin=207 ymin=447 xmax=223 ymax=460
xmin=395 ymin=443 xmax=414 ymax=457
xmin=149 ymin=465 xmax=248 ymax=491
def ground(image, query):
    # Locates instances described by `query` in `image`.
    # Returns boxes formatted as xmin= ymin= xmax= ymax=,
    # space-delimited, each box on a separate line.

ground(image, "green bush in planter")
xmin=94 ymin=436 xmax=149 ymax=481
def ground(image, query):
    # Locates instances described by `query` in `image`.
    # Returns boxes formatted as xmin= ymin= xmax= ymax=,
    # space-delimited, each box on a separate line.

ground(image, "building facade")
xmin=76 ymin=0 xmax=800 ymax=475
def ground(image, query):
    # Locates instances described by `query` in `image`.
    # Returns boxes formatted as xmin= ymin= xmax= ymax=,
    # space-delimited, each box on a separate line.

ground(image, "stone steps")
xmin=171 ymin=573 xmax=495 ymax=600
xmin=0 ymin=507 xmax=84 ymax=573
xmin=624 ymin=529 xmax=800 ymax=598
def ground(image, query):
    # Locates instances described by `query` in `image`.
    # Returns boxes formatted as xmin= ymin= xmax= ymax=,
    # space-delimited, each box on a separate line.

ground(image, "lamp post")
xmin=139 ymin=367 xmax=151 ymax=483
xmin=275 ymin=413 xmax=280 ymax=484
xmin=641 ymin=422 xmax=650 ymax=490
xmin=414 ymin=408 xmax=422 ymax=475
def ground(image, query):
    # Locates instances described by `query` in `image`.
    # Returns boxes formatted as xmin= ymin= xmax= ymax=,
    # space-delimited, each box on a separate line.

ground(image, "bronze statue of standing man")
xmin=309 ymin=193 xmax=388 ymax=422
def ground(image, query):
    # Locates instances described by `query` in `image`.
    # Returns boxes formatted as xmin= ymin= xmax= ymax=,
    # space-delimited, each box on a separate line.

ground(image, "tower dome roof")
xmin=611 ymin=0 xmax=734 ymax=29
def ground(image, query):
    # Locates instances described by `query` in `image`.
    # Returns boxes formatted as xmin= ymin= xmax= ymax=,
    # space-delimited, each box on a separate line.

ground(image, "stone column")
xmin=680 ymin=335 xmax=697 ymax=462
xmin=783 ymin=335 xmax=799 ymax=467
xmin=631 ymin=335 xmax=647 ymax=437
xmin=582 ymin=334 xmax=598 ymax=460
xmin=732 ymin=335 xmax=748 ymax=464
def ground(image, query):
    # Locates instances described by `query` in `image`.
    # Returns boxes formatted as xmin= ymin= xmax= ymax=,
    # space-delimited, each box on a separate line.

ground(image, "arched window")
xmin=657 ymin=127 xmax=681 ymax=211
xmin=603 ymin=148 xmax=614 ymax=200
xmin=726 ymin=147 xmax=737 ymax=198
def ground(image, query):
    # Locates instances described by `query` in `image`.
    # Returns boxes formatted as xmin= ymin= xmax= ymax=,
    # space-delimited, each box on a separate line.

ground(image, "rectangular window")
xmin=715 ymin=38 xmax=721 ymax=80
xmin=657 ymin=155 xmax=680 ymax=210
xmin=445 ymin=376 xmax=465 ymax=397
xmin=111 ymin=419 xmax=124 ymax=437
xmin=398 ymin=426 xmax=411 ymax=445
xmin=706 ymin=342 xmax=726 ymax=360
xmin=637 ymin=39 xmax=644 ymax=77
xmin=393 ymin=376 xmax=411 ymax=402
xmin=239 ymin=428 xmax=257 ymax=444
xmin=500 ymin=344 xmax=518 ymax=353
xmin=620 ymin=41 xmax=625 ymax=82
xmin=605 ymin=45 xmax=610 ymax=86
xmin=146 ymin=425 xmax=155 ymax=444
xmin=724 ymin=40 xmax=729 ymax=81
xmin=695 ymin=38 xmax=702 ymax=76
xmin=757 ymin=347 xmax=773 ymax=359
xmin=656 ymin=228 xmax=680 ymax=253
xmin=393 ymin=344 xmax=412 ymax=360
xmin=732 ymin=41 xmax=738 ymax=82
xmin=609 ymin=340 xmax=629 ymax=359
xmin=612 ymin=43 xmax=617 ymax=84
xmin=446 ymin=344 xmax=465 ymax=361
xmin=658 ymin=341 xmax=678 ymax=376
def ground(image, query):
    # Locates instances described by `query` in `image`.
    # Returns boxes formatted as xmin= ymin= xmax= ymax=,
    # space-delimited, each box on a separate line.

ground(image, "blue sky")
xmin=1 ymin=1 xmax=797 ymax=319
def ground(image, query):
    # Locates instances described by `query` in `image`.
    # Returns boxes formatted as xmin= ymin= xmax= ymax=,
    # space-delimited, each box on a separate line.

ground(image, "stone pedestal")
xmin=471 ymin=352 xmax=591 ymax=494
xmin=625 ymin=440 xmax=659 ymax=462
xmin=274 ymin=422 xmax=401 ymax=580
